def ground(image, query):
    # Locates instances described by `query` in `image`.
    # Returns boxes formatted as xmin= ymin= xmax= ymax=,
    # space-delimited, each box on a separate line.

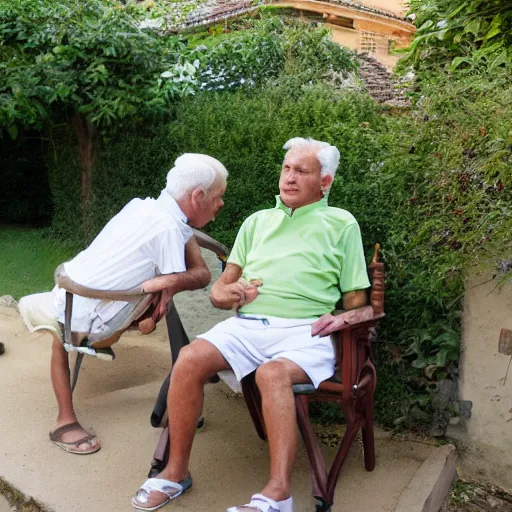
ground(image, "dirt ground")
xmin=442 ymin=481 xmax=512 ymax=512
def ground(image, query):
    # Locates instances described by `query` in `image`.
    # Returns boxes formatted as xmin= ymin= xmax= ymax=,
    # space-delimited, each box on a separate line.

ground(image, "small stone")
xmin=0 ymin=295 xmax=17 ymax=309
xmin=459 ymin=400 xmax=473 ymax=420
xmin=498 ymin=328 xmax=512 ymax=356
xmin=487 ymin=495 xmax=505 ymax=508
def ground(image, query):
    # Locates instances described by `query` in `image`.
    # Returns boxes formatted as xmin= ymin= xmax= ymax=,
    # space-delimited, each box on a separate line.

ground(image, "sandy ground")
xmin=0 ymin=251 xmax=441 ymax=512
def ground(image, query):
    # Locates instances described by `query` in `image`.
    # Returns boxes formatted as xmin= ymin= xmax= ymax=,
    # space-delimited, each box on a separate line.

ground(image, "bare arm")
xmin=343 ymin=290 xmax=367 ymax=310
xmin=210 ymin=263 xmax=252 ymax=310
xmin=142 ymin=237 xmax=211 ymax=295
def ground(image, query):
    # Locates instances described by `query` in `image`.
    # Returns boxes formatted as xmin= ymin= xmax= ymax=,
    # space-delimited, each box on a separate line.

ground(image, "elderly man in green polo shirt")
xmin=132 ymin=138 xmax=370 ymax=512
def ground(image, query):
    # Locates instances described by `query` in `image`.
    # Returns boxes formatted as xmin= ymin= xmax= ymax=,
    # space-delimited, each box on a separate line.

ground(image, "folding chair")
xmin=55 ymin=229 xmax=228 ymax=394
xmin=241 ymin=244 xmax=385 ymax=512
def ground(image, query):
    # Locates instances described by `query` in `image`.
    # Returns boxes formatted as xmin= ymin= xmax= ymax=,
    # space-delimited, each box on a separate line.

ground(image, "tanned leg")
xmin=136 ymin=339 xmax=230 ymax=508
xmin=255 ymin=358 xmax=310 ymax=501
xmin=50 ymin=334 xmax=100 ymax=451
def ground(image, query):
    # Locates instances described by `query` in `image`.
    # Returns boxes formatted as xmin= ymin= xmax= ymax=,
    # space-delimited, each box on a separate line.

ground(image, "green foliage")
xmin=404 ymin=0 xmax=512 ymax=72
xmin=0 ymin=0 xmax=201 ymax=135
xmin=190 ymin=15 xmax=357 ymax=92
xmin=372 ymin=69 xmax=512 ymax=427
xmin=0 ymin=4 xmax=356 ymax=137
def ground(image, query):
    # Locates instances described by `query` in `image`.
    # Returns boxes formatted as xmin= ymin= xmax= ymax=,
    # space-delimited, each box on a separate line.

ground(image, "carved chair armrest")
xmin=327 ymin=308 xmax=384 ymax=396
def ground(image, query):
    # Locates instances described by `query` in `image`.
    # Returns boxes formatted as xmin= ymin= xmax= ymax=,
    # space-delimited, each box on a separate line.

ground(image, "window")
xmin=360 ymin=31 xmax=389 ymax=55
xmin=360 ymin=31 xmax=377 ymax=54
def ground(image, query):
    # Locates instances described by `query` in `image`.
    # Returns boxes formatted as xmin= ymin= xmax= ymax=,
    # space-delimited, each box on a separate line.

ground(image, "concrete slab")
xmin=395 ymin=444 xmax=457 ymax=512
xmin=0 ymin=252 xmax=452 ymax=512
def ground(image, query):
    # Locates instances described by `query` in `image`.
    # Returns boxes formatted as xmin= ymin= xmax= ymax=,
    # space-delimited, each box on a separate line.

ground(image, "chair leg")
xmin=295 ymin=395 xmax=329 ymax=503
xmin=70 ymin=352 xmax=84 ymax=393
xmin=241 ymin=373 xmax=267 ymax=441
xmin=148 ymin=425 xmax=170 ymax=477
xmin=326 ymin=419 xmax=361 ymax=504
xmin=361 ymin=395 xmax=376 ymax=471
xmin=151 ymin=373 xmax=171 ymax=428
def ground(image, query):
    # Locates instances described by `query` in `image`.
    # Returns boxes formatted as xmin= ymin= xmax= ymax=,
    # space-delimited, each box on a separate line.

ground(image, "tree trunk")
xmin=71 ymin=112 xmax=96 ymax=242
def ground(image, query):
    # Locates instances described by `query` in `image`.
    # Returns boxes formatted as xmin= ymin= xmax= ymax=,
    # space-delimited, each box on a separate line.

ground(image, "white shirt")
xmin=53 ymin=191 xmax=193 ymax=334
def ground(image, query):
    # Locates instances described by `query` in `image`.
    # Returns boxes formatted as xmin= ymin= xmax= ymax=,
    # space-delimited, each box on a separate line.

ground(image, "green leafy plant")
xmin=0 ymin=0 xmax=204 ymax=238
xmin=404 ymin=0 xmax=512 ymax=72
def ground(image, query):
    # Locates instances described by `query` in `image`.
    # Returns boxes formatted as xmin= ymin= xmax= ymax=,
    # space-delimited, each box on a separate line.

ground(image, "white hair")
xmin=165 ymin=153 xmax=228 ymax=200
xmin=283 ymin=137 xmax=340 ymax=180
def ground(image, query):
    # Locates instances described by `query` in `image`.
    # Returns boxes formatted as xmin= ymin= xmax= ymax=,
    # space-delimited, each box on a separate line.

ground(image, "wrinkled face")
xmin=279 ymin=147 xmax=331 ymax=209
xmin=189 ymin=180 xmax=226 ymax=228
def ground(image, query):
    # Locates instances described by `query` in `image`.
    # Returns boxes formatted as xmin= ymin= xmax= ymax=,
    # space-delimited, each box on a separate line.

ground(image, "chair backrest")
xmin=368 ymin=244 xmax=385 ymax=317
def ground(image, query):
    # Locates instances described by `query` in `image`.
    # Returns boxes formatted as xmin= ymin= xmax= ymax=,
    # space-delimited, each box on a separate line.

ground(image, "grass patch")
xmin=0 ymin=477 xmax=48 ymax=512
xmin=0 ymin=225 xmax=77 ymax=300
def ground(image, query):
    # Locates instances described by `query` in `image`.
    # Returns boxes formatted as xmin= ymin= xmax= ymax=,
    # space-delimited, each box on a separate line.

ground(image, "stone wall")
xmin=448 ymin=275 xmax=512 ymax=491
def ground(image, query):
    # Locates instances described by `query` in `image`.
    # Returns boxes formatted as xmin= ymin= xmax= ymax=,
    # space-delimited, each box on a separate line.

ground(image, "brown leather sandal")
xmin=49 ymin=421 xmax=101 ymax=455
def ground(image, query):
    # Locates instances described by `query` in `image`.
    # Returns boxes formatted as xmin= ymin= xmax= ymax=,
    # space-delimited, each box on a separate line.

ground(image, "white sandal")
xmin=227 ymin=494 xmax=294 ymax=512
xmin=131 ymin=477 xmax=192 ymax=511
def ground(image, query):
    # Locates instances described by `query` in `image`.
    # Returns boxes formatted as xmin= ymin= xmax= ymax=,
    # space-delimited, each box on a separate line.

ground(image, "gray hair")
xmin=283 ymin=137 xmax=340 ymax=180
xmin=165 ymin=153 xmax=228 ymax=200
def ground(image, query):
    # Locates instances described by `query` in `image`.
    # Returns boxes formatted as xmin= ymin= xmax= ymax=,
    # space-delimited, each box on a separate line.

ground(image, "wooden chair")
xmin=241 ymin=245 xmax=385 ymax=512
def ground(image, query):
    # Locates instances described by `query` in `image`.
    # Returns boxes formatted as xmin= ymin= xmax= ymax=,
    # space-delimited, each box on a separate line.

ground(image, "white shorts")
xmin=198 ymin=314 xmax=336 ymax=388
xmin=19 ymin=291 xmax=152 ymax=344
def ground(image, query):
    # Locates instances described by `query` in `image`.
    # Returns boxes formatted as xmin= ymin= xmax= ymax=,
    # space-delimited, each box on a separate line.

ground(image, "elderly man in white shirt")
xmin=19 ymin=153 xmax=228 ymax=455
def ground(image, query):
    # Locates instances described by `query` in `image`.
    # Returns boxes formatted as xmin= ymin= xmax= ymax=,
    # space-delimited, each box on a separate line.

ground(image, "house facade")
xmin=273 ymin=0 xmax=415 ymax=68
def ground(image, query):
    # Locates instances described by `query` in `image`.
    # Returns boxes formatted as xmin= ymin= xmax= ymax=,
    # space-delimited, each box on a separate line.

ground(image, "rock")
xmin=0 ymin=342 xmax=4 ymax=356
xmin=0 ymin=296 xmax=17 ymax=309
xmin=487 ymin=495 xmax=505 ymax=508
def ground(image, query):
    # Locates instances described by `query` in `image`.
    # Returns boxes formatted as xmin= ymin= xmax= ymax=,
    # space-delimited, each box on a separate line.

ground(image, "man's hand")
xmin=312 ymin=290 xmax=370 ymax=337
xmin=210 ymin=264 xmax=262 ymax=310
xmin=236 ymin=278 xmax=262 ymax=310
xmin=311 ymin=313 xmax=348 ymax=337
xmin=158 ymin=288 xmax=173 ymax=318
xmin=311 ymin=305 xmax=374 ymax=337
xmin=213 ymin=281 xmax=246 ymax=309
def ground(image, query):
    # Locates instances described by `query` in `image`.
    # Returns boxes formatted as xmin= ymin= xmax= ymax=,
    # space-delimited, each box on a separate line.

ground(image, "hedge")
xmin=46 ymin=72 xmax=512 ymax=431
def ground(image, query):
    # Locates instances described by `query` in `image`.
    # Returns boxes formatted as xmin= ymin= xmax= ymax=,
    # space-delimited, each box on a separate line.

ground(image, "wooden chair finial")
xmin=369 ymin=243 xmax=385 ymax=316
xmin=372 ymin=243 xmax=381 ymax=264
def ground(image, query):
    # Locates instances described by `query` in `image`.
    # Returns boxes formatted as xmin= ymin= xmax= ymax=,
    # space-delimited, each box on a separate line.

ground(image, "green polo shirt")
xmin=228 ymin=195 xmax=371 ymax=319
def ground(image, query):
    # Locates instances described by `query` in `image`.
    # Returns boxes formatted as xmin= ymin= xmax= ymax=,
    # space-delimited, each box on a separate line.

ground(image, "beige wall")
xmin=329 ymin=24 xmax=359 ymax=50
xmin=450 ymin=275 xmax=512 ymax=491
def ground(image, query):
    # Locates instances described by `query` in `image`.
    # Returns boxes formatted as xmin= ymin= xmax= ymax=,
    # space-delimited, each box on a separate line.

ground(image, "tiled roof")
xmin=174 ymin=0 xmax=259 ymax=29
xmin=171 ymin=0 xmax=412 ymax=30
